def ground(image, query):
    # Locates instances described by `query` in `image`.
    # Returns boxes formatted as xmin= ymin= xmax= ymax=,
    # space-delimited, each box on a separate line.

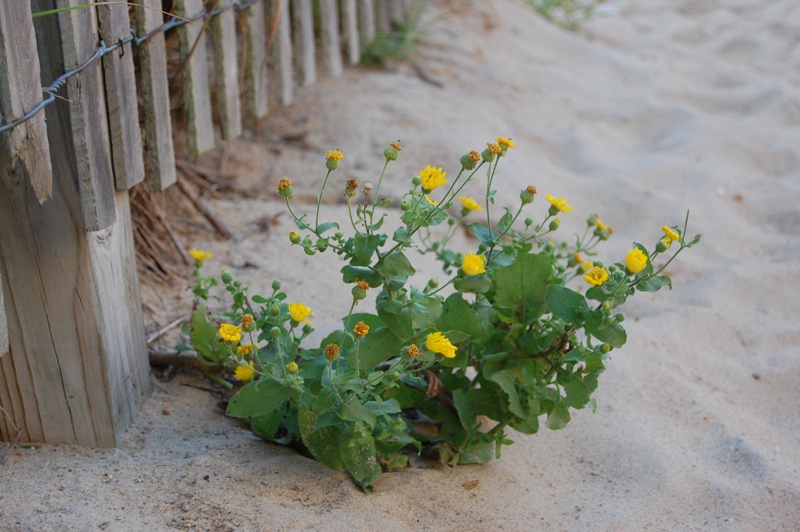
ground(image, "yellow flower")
xmin=219 ymin=323 xmax=243 ymax=343
xmin=324 ymin=343 xmax=340 ymax=362
xmin=496 ymin=137 xmax=516 ymax=149
xmin=625 ymin=247 xmax=648 ymax=274
xmin=240 ymin=313 xmax=254 ymax=331
xmin=462 ymin=253 xmax=486 ymax=276
xmin=326 ymin=149 xmax=343 ymax=161
xmin=573 ymin=252 xmax=584 ymax=264
xmin=459 ymin=196 xmax=483 ymax=212
xmin=288 ymin=302 xmax=313 ymax=324
xmin=584 ymin=266 xmax=609 ymax=287
xmin=236 ymin=343 xmax=254 ymax=357
xmin=663 ymin=225 xmax=681 ymax=243
xmin=580 ymin=262 xmax=593 ymax=273
xmin=235 ymin=363 xmax=255 ymax=382
xmin=487 ymin=142 xmax=502 ymax=155
xmin=545 ymin=194 xmax=573 ymax=213
xmin=426 ymin=332 xmax=457 ymax=359
xmin=420 ymin=165 xmax=448 ymax=191
xmin=353 ymin=321 xmax=369 ymax=338
xmin=596 ymin=219 xmax=608 ymax=232
xmin=425 ymin=196 xmax=439 ymax=206
xmin=188 ymin=248 xmax=213 ymax=264
xmin=287 ymin=361 xmax=298 ymax=373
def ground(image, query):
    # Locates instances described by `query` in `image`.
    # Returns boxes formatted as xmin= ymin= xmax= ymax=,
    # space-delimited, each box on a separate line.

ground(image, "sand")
xmin=2 ymin=0 xmax=799 ymax=529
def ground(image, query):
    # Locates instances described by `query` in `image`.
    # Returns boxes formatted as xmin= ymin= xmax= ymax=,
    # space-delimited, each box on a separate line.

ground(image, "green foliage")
xmin=361 ymin=1 xmax=432 ymax=68
xmin=523 ymin=0 xmax=601 ymax=31
xmin=187 ymin=139 xmax=699 ymax=492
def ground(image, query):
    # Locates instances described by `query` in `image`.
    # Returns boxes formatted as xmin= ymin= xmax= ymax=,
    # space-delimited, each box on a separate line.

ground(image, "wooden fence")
xmin=0 ymin=0 xmax=411 ymax=448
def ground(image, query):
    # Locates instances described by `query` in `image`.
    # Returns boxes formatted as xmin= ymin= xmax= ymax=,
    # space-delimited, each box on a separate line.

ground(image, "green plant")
xmin=188 ymin=139 xmax=700 ymax=491
xmin=361 ymin=1 xmax=431 ymax=67
xmin=523 ymin=0 xmax=601 ymax=30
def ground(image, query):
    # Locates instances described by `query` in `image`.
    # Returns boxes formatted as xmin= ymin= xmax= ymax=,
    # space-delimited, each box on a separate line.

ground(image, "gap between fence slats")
xmin=210 ymin=6 xmax=243 ymax=139
xmin=134 ymin=0 xmax=177 ymax=190
xmin=0 ymin=2 xmax=53 ymax=204
xmin=96 ymin=3 xmax=145 ymax=190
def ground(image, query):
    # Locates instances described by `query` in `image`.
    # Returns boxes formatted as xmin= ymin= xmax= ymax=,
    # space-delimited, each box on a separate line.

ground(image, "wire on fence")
xmin=0 ymin=0 xmax=260 ymax=135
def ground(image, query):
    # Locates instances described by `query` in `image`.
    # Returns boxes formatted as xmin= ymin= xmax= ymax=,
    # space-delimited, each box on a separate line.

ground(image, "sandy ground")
xmin=3 ymin=0 xmax=800 ymax=529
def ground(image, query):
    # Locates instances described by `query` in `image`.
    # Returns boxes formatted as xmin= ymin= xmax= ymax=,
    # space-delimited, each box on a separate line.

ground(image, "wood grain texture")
xmin=34 ymin=0 xmax=116 ymax=232
xmin=0 ymin=273 xmax=7 ymax=358
xmin=210 ymin=7 xmax=242 ymax=139
xmin=341 ymin=0 xmax=360 ymax=65
xmin=96 ymin=3 xmax=145 ymax=190
xmin=292 ymin=0 xmax=316 ymax=86
xmin=0 ymin=1 xmax=53 ymax=204
xmin=270 ymin=0 xmax=294 ymax=106
xmin=320 ymin=0 xmax=343 ymax=77
xmin=243 ymin=0 xmax=268 ymax=120
xmin=358 ymin=0 xmax=375 ymax=45
xmin=174 ymin=0 xmax=215 ymax=155
xmin=133 ymin=0 xmax=176 ymax=191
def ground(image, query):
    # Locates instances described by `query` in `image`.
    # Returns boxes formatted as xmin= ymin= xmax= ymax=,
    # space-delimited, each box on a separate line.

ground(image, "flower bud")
xmin=277 ymin=177 xmax=293 ymax=197
xmin=481 ymin=147 xmax=495 ymax=163
xmin=324 ymin=343 xmax=340 ymax=362
xmin=345 ymin=178 xmax=359 ymax=198
xmin=428 ymin=277 xmax=439 ymax=289
xmin=400 ymin=200 xmax=411 ymax=211
xmin=363 ymin=182 xmax=373 ymax=197
xmin=520 ymin=185 xmax=537 ymax=205
xmin=272 ymin=280 xmax=282 ymax=291
xmin=593 ymin=260 xmax=604 ymax=268
xmin=325 ymin=150 xmax=343 ymax=171
xmin=595 ymin=229 xmax=611 ymax=241
xmin=271 ymin=305 xmax=280 ymax=316
xmin=549 ymin=218 xmax=561 ymax=231
xmin=412 ymin=176 xmax=422 ymax=187
xmin=384 ymin=141 xmax=402 ymax=161
xmin=448 ymin=217 xmax=456 ymax=226
xmin=602 ymin=302 xmax=611 ymax=310
xmin=656 ymin=237 xmax=671 ymax=253
xmin=601 ymin=343 xmax=612 ymax=353
xmin=302 ymin=324 xmax=313 ymax=335
xmin=352 ymin=284 xmax=367 ymax=301
xmin=615 ymin=313 xmax=625 ymax=322
xmin=587 ymin=214 xmax=597 ymax=226
xmin=221 ymin=269 xmax=233 ymax=284
xmin=270 ymin=327 xmax=281 ymax=339
xmin=234 ymin=280 xmax=242 ymax=288
xmin=460 ymin=153 xmax=477 ymax=171
xmin=289 ymin=231 xmax=301 ymax=244
xmin=316 ymin=238 xmax=328 ymax=252
xmin=524 ymin=217 xmax=533 ymax=227
xmin=287 ymin=361 xmax=298 ymax=373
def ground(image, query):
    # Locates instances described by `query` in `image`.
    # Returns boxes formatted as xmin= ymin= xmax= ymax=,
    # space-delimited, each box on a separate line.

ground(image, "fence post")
xmin=341 ymin=0 xmax=360 ymax=66
xmin=292 ymin=0 xmax=316 ymax=86
xmin=0 ymin=0 xmax=150 ymax=447
xmin=244 ymin=0 xmax=269 ymax=120
xmin=320 ymin=0 xmax=343 ymax=76
xmin=270 ymin=0 xmax=294 ymax=106
xmin=359 ymin=0 xmax=375 ymax=44
xmin=210 ymin=6 xmax=242 ymax=139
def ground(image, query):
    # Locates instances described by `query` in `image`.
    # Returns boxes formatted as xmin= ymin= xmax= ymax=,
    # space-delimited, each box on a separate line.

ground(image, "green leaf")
xmin=351 ymin=327 xmax=404 ymax=369
xmin=337 ymin=400 xmax=377 ymax=428
xmin=351 ymin=233 xmax=382 ymax=266
xmin=637 ymin=275 xmax=672 ymax=292
xmin=546 ymin=285 xmax=589 ymax=322
xmin=377 ymin=199 xmax=392 ymax=207
xmin=453 ymin=275 xmax=491 ymax=294
xmin=341 ymin=265 xmax=382 ymax=287
xmin=437 ymin=294 xmax=487 ymax=340
xmin=367 ymin=214 xmax=387 ymax=231
xmin=545 ymin=403 xmax=571 ymax=430
xmin=249 ymin=411 xmax=284 ymax=440
xmin=226 ymin=380 xmax=299 ymax=419
xmin=313 ymin=388 xmax=338 ymax=415
xmin=251 ymin=294 xmax=269 ymax=304
xmin=585 ymin=310 xmax=627 ymax=348
xmin=392 ymin=227 xmax=413 ymax=244
xmin=497 ymin=208 xmax=513 ymax=233
xmin=470 ymin=222 xmax=497 ymax=247
xmin=494 ymin=252 xmax=553 ymax=322
xmin=488 ymin=369 xmax=527 ymax=419
xmin=316 ymin=222 xmax=340 ymax=235
xmin=457 ymin=440 xmax=495 ymax=465
xmin=189 ymin=302 xmax=223 ymax=363
xmin=340 ymin=431 xmax=382 ymax=491
xmin=453 ymin=389 xmax=477 ymax=430
xmin=299 ymin=409 xmax=345 ymax=471
xmin=374 ymin=251 xmax=415 ymax=289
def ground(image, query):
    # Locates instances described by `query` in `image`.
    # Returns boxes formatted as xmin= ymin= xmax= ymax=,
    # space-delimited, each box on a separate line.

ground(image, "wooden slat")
xmin=268 ymin=0 xmax=293 ymax=106
xmin=0 ymin=2 xmax=53 ymax=204
xmin=388 ymin=0 xmax=405 ymax=26
xmin=320 ymin=0 xmax=343 ymax=77
xmin=41 ymin=0 xmax=116 ymax=231
xmin=96 ymin=3 xmax=145 ymax=190
xmin=210 ymin=7 xmax=242 ymax=139
xmin=374 ymin=0 xmax=390 ymax=33
xmin=174 ymin=0 xmax=215 ymax=154
xmin=0 ymin=274 xmax=7 ymax=358
xmin=292 ymin=0 xmax=316 ymax=86
xmin=134 ymin=0 xmax=176 ymax=190
xmin=243 ymin=0 xmax=268 ymax=120
xmin=359 ymin=0 xmax=375 ymax=45
xmin=341 ymin=0 xmax=360 ymax=65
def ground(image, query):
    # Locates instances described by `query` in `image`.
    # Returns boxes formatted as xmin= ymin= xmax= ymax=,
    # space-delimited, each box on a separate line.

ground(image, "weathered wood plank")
xmin=96 ymin=3 xmax=145 ymax=190
xmin=358 ymin=0 xmax=375 ymax=45
xmin=0 ymin=275 xmax=7 ymax=358
xmin=292 ymin=0 xmax=316 ymax=86
xmin=341 ymin=0 xmax=360 ymax=65
xmin=320 ymin=0 xmax=343 ymax=77
xmin=374 ymin=0 xmax=390 ymax=33
xmin=174 ymin=0 xmax=215 ymax=154
xmin=34 ymin=0 xmax=116 ymax=232
xmin=133 ymin=0 xmax=176 ymax=191
xmin=243 ymin=0 xmax=268 ymax=120
xmin=210 ymin=7 xmax=242 ymax=139
xmin=388 ymin=0 xmax=405 ymax=26
xmin=269 ymin=0 xmax=293 ymax=106
xmin=0 ymin=2 xmax=53 ymax=204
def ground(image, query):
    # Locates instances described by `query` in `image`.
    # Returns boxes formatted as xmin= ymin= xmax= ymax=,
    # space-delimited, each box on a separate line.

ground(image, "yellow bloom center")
xmin=584 ymin=266 xmax=609 ymax=287
xmin=235 ymin=363 xmax=255 ymax=382
xmin=496 ymin=137 xmax=516 ymax=149
xmin=426 ymin=332 xmax=457 ymax=359
xmin=188 ymin=248 xmax=213 ymax=263
xmin=326 ymin=149 xmax=343 ymax=161
xmin=406 ymin=344 xmax=420 ymax=357
xmin=420 ymin=165 xmax=448 ymax=191
xmin=236 ymin=343 xmax=254 ymax=357
xmin=662 ymin=225 xmax=681 ymax=243
xmin=287 ymin=361 xmax=298 ymax=373
xmin=353 ymin=321 xmax=369 ymax=338
xmin=459 ymin=196 xmax=483 ymax=212
xmin=219 ymin=323 xmax=243 ymax=343
xmin=241 ymin=314 xmax=254 ymax=330
xmin=278 ymin=177 xmax=292 ymax=190
xmin=487 ymin=143 xmax=502 ymax=155
xmin=288 ymin=302 xmax=313 ymax=324
xmin=596 ymin=219 xmax=608 ymax=232
xmin=625 ymin=247 xmax=648 ymax=274
xmin=545 ymin=194 xmax=573 ymax=213
xmin=573 ymin=252 xmax=584 ymax=264
xmin=324 ymin=343 xmax=340 ymax=362
xmin=469 ymin=151 xmax=481 ymax=162
xmin=462 ymin=253 xmax=486 ymax=276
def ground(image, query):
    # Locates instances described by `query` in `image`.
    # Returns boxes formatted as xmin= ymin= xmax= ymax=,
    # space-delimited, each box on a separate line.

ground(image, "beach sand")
xmin=2 ymin=0 xmax=799 ymax=529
